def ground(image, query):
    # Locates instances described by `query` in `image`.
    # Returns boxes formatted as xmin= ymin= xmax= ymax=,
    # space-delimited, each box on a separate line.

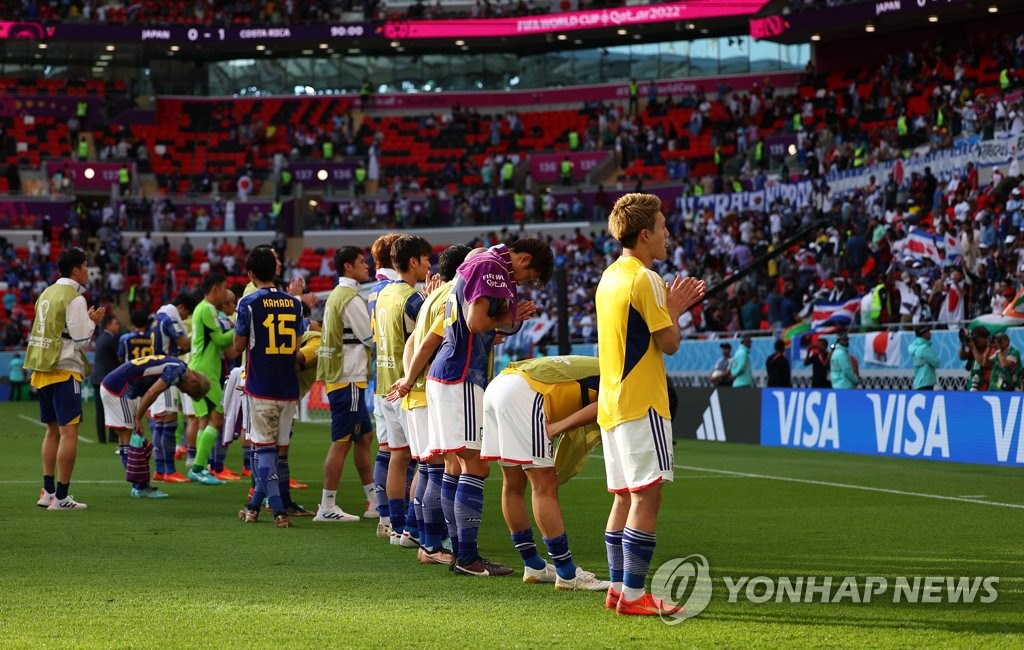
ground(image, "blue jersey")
xmin=101 ymin=355 xmax=188 ymax=398
xmin=426 ymin=274 xmax=500 ymax=389
xmin=151 ymin=311 xmax=185 ymax=355
xmin=367 ymin=277 xmax=391 ymax=343
xmin=117 ymin=330 xmax=156 ymax=363
xmin=235 ymin=287 xmax=305 ymax=400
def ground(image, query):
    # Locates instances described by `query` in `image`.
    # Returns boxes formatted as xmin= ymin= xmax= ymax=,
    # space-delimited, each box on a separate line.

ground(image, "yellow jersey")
xmin=595 ymin=255 xmax=672 ymax=428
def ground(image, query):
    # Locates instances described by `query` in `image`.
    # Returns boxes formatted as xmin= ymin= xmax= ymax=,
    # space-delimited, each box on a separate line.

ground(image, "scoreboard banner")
xmin=0 ymin=20 xmax=378 ymax=44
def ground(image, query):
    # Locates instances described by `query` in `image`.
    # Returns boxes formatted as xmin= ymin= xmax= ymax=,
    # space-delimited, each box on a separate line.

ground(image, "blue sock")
xmin=211 ymin=445 xmax=226 ymax=473
xmin=440 ymin=472 xmax=459 ymax=552
xmin=543 ymin=533 xmax=577 ymax=580
xmin=246 ymin=448 xmax=264 ymax=509
xmin=242 ymin=449 xmax=252 ymax=472
xmin=411 ymin=464 xmax=428 ymax=539
xmin=512 ymin=528 xmax=546 ymax=570
xmin=162 ymin=423 xmax=178 ymax=475
xmin=405 ymin=460 xmax=416 ymax=500
xmin=421 ymin=464 xmax=445 ymax=552
xmin=255 ymin=446 xmax=284 ymax=514
xmin=454 ymin=473 xmax=486 ymax=566
xmin=118 ymin=444 xmax=129 ymax=470
xmin=277 ymin=454 xmax=292 ymax=507
xmin=622 ymin=527 xmax=657 ymax=592
xmin=404 ymin=499 xmax=419 ymax=540
xmin=374 ymin=451 xmax=391 ymax=519
xmin=388 ymin=498 xmax=407 ymax=535
xmin=187 ymin=446 xmax=197 ymax=464
xmin=605 ymin=530 xmax=624 ymax=588
xmin=43 ymin=475 xmax=56 ymax=494
xmin=150 ymin=420 xmax=165 ymax=474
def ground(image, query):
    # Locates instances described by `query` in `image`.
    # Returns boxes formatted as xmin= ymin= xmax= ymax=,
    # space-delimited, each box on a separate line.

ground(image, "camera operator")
xmin=959 ymin=326 xmax=994 ymax=391
xmin=989 ymin=333 xmax=1021 ymax=391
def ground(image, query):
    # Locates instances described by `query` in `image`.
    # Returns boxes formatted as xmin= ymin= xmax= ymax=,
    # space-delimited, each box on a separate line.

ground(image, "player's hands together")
xmin=515 ymin=300 xmax=537 ymax=322
xmin=287 ymin=276 xmax=306 ymax=296
xmin=424 ymin=271 xmax=442 ymax=296
xmin=88 ymin=305 xmax=107 ymax=324
xmin=666 ymin=276 xmax=706 ymax=319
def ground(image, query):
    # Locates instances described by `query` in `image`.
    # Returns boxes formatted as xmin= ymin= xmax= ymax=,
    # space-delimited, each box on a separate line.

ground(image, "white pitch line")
xmin=673 ymin=464 xmax=1024 ymax=510
xmin=591 ymin=451 xmax=1022 ymax=509
xmin=17 ymin=414 xmax=95 ymax=444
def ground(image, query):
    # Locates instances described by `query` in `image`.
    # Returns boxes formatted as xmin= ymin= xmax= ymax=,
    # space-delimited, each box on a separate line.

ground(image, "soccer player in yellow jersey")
xmin=595 ymin=193 xmax=704 ymax=616
xmin=481 ymin=355 xmax=611 ymax=591
xmin=394 ymin=244 xmax=470 ymax=564
xmin=374 ymin=235 xmax=432 ymax=546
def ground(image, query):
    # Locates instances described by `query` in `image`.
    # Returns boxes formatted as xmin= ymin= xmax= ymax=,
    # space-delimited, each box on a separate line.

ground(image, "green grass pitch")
xmin=0 ymin=400 xmax=1022 ymax=648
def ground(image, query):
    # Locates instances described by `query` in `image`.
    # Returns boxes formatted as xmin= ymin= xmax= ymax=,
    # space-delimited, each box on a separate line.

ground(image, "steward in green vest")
xmin=322 ymin=140 xmax=334 ymax=160
xmin=118 ymin=166 xmax=130 ymax=185
xmin=693 ymin=184 xmax=704 ymax=196
xmin=77 ymin=137 xmax=89 ymax=160
xmin=936 ymin=107 xmax=945 ymax=128
xmin=354 ymin=163 xmax=367 ymax=196
xmin=76 ymin=101 xmax=88 ymax=118
xmin=513 ymin=191 xmax=525 ymax=211
xmin=501 ymin=160 xmax=514 ymax=188
xmin=1000 ymin=68 xmax=1010 ymax=91
xmin=560 ymin=157 xmax=573 ymax=186
xmin=568 ymin=129 xmax=579 ymax=151
xmin=271 ymin=200 xmax=283 ymax=220
xmin=731 ymin=179 xmax=743 ymax=193
xmin=792 ymin=113 xmax=801 ymax=132
xmin=897 ymin=115 xmax=908 ymax=136
xmin=853 ymin=144 xmax=865 ymax=167
xmin=754 ymin=141 xmax=764 ymax=167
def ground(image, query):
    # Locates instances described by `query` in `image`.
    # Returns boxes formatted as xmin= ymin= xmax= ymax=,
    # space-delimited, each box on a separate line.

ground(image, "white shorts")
xmin=101 ymin=385 xmax=138 ymax=430
xmin=373 ymin=394 xmax=389 ymax=446
xmin=148 ymin=385 xmax=180 ymax=418
xmin=180 ymin=392 xmax=195 ymax=417
xmin=602 ymin=409 xmax=674 ymax=493
xmin=245 ymin=395 xmax=296 ymax=446
xmin=378 ymin=397 xmax=409 ymax=451
xmin=426 ymin=380 xmax=484 ymax=454
xmin=480 ymin=373 xmax=554 ymax=469
xmin=405 ymin=405 xmax=430 ymax=461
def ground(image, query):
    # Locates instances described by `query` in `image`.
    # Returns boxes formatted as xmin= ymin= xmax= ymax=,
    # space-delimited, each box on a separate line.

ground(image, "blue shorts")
xmin=38 ymin=376 xmax=84 ymax=427
xmin=328 ymin=384 xmax=372 ymax=443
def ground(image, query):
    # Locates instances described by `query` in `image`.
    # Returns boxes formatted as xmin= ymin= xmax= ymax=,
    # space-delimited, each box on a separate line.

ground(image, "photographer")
xmin=959 ymin=326 xmax=994 ymax=391
xmin=989 ymin=333 xmax=1021 ymax=391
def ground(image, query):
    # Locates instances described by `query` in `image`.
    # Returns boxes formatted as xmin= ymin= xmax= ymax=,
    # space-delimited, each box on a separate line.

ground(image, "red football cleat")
xmin=289 ymin=478 xmax=308 ymax=490
xmin=173 ymin=445 xmax=187 ymax=460
xmin=152 ymin=473 xmax=166 ymax=482
xmin=616 ymin=592 xmax=683 ymax=617
xmin=162 ymin=472 xmax=190 ymax=483
xmin=605 ymin=587 xmax=621 ymax=610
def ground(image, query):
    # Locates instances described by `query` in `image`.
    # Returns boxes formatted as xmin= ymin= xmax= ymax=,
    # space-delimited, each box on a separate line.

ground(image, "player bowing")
xmin=99 ymin=355 xmax=211 ymax=498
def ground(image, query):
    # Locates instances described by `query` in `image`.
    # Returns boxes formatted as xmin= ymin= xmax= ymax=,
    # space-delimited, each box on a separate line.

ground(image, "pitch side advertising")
xmin=760 ymin=389 xmax=1024 ymax=467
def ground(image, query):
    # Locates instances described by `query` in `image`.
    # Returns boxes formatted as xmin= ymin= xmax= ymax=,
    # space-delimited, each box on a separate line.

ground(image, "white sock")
xmin=611 ymin=581 xmax=623 ymax=592
xmin=380 ymin=516 xmax=391 ymax=525
xmin=362 ymin=483 xmax=374 ymax=500
xmin=622 ymin=586 xmax=645 ymax=602
xmin=321 ymin=489 xmax=336 ymax=510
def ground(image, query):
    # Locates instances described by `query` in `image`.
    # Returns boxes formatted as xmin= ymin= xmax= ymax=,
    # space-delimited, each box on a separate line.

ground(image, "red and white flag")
xmin=862 ymin=331 xmax=902 ymax=367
